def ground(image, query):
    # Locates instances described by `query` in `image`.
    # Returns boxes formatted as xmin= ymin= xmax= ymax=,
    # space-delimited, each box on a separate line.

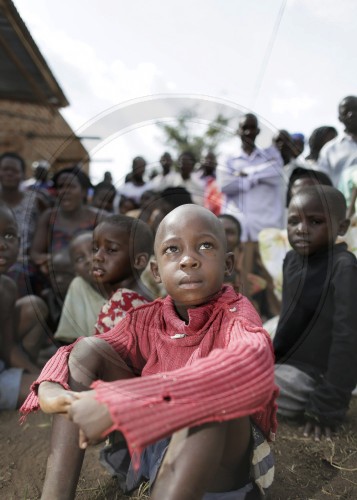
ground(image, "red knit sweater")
xmin=21 ymin=286 xmax=278 ymax=458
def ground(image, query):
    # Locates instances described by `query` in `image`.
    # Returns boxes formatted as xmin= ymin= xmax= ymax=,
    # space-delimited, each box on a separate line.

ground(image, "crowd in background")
xmin=1 ymin=94 xmax=357 ymax=434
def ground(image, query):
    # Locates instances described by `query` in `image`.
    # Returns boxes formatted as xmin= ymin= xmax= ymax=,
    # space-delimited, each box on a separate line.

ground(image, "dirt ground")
xmin=1 ymin=398 xmax=356 ymax=500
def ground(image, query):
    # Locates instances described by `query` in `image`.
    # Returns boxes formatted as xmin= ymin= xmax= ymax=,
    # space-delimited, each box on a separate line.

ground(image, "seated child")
xmin=218 ymin=213 xmax=245 ymax=293
xmin=0 ymin=203 xmax=48 ymax=410
xmin=21 ymin=205 xmax=278 ymax=500
xmin=54 ymin=216 xmax=153 ymax=344
xmin=91 ymin=181 xmax=116 ymax=213
xmin=274 ymin=185 xmax=357 ymax=440
xmin=218 ymin=214 xmax=280 ymax=319
xmin=54 ymin=232 xmax=107 ymax=344
xmin=41 ymin=249 xmax=75 ymax=332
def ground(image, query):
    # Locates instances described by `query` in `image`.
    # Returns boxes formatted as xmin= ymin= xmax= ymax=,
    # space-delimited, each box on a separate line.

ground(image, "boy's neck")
xmin=173 ymin=287 xmax=225 ymax=323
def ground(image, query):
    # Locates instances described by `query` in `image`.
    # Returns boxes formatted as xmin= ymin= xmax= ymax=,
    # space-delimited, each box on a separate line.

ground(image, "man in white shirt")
xmin=150 ymin=152 xmax=182 ymax=191
xmin=318 ymin=96 xmax=357 ymax=188
xmin=218 ymin=114 xmax=284 ymax=312
xmin=219 ymin=114 xmax=284 ymax=243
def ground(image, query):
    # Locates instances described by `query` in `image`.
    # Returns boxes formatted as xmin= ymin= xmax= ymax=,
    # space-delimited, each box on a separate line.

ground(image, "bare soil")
xmin=1 ymin=398 xmax=356 ymax=499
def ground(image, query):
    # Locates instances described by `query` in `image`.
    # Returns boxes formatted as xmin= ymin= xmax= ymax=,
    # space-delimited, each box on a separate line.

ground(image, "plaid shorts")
xmin=100 ymin=421 xmax=274 ymax=499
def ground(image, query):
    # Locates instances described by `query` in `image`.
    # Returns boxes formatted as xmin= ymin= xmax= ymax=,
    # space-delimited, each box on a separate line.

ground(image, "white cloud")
xmin=25 ymin=24 xmax=176 ymax=129
xmin=297 ymin=0 xmax=357 ymax=23
xmin=20 ymin=23 xmax=177 ymax=181
xmin=268 ymin=79 xmax=317 ymax=120
xmin=271 ymin=95 xmax=317 ymax=119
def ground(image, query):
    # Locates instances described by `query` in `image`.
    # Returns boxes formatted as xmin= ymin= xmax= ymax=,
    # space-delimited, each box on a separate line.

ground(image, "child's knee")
xmin=70 ymin=337 xmax=101 ymax=367
xmin=69 ymin=337 xmax=133 ymax=387
xmin=68 ymin=338 xmax=103 ymax=388
xmin=17 ymin=295 xmax=48 ymax=323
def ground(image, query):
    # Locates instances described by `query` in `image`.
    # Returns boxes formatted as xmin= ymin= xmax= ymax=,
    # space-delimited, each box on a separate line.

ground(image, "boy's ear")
xmin=338 ymin=218 xmax=350 ymax=236
xmin=224 ymin=252 xmax=235 ymax=277
xmin=150 ymin=260 xmax=162 ymax=283
xmin=133 ymin=253 xmax=149 ymax=271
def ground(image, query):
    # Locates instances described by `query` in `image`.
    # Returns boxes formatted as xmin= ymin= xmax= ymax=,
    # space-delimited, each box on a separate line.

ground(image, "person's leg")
xmin=41 ymin=337 xmax=134 ymax=500
xmin=41 ymin=414 xmax=86 ymax=500
xmin=275 ymin=363 xmax=316 ymax=418
xmin=152 ymin=416 xmax=251 ymax=500
xmin=16 ymin=296 xmax=48 ymax=362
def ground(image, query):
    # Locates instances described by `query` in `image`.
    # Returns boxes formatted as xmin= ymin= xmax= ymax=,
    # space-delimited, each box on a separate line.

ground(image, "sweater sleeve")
xmin=92 ymin=317 xmax=277 ymax=458
xmin=19 ymin=342 xmax=77 ymax=416
xmin=305 ymin=257 xmax=357 ymax=426
xmin=20 ymin=312 xmax=141 ymax=417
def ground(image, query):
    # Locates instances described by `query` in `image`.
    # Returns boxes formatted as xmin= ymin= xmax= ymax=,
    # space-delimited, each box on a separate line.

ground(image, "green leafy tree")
xmin=158 ymin=110 xmax=232 ymax=162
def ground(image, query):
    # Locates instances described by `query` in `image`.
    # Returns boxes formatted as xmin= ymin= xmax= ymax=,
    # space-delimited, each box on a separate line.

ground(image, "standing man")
xmin=118 ymin=156 xmax=150 ymax=205
xmin=218 ymin=113 xmax=284 ymax=311
xmin=318 ymin=96 xmax=357 ymax=189
xmin=150 ymin=152 xmax=181 ymax=191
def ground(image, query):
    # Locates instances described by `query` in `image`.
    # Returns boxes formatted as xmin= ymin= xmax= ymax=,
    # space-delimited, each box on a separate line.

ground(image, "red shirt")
xmin=21 ymin=286 xmax=278 ymax=458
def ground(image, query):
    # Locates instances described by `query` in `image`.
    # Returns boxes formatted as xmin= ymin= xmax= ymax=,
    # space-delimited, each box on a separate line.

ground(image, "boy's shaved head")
xmin=291 ymin=185 xmax=347 ymax=223
xmin=151 ymin=204 xmax=234 ymax=319
xmin=155 ymin=204 xmax=227 ymax=253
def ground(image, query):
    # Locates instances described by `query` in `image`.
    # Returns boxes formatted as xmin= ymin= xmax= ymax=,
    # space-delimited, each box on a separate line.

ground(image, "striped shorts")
xmin=100 ymin=421 xmax=274 ymax=499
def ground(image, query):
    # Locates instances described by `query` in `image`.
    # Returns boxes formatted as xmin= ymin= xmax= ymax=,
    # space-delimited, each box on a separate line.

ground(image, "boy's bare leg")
xmin=152 ymin=417 xmax=251 ymax=500
xmin=41 ymin=414 xmax=85 ymax=500
xmin=41 ymin=337 xmax=134 ymax=500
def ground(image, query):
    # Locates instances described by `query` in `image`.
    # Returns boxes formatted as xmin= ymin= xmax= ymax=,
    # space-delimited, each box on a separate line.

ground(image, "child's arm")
xmin=20 ymin=312 xmax=142 ymax=417
xmin=20 ymin=340 xmax=80 ymax=416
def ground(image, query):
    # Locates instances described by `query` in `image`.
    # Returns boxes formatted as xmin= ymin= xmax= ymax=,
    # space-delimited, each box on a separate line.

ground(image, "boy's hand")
xmin=303 ymin=421 xmax=332 ymax=441
xmin=67 ymin=390 xmax=113 ymax=449
xmin=38 ymin=381 xmax=77 ymax=414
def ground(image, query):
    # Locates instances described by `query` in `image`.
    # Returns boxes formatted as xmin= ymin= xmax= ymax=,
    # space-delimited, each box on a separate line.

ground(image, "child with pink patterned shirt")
xmin=91 ymin=214 xmax=153 ymax=333
xmin=54 ymin=217 xmax=153 ymax=344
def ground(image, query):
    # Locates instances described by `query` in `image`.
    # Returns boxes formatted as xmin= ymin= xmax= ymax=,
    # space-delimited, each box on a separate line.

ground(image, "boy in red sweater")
xmin=21 ymin=205 xmax=277 ymax=500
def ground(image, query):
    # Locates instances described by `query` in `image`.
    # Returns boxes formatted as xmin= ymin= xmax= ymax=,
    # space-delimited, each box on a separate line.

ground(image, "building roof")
xmin=0 ymin=0 xmax=68 ymax=107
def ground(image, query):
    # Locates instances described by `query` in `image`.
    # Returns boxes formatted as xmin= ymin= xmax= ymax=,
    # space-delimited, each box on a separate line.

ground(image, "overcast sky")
xmin=13 ymin=0 xmax=357 ymax=185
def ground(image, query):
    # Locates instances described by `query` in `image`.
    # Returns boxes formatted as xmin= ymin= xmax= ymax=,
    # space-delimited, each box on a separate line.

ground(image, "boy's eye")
xmin=288 ymin=218 xmax=299 ymax=226
xmin=92 ymin=246 xmax=98 ymax=253
xmin=164 ymin=245 xmax=179 ymax=254
xmin=200 ymin=242 xmax=213 ymax=250
xmin=75 ymin=256 xmax=84 ymax=263
xmin=4 ymin=232 xmax=16 ymax=240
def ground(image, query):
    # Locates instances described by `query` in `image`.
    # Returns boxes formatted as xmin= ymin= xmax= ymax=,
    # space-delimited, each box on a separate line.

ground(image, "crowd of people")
xmin=0 ymin=94 xmax=356 ymax=499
